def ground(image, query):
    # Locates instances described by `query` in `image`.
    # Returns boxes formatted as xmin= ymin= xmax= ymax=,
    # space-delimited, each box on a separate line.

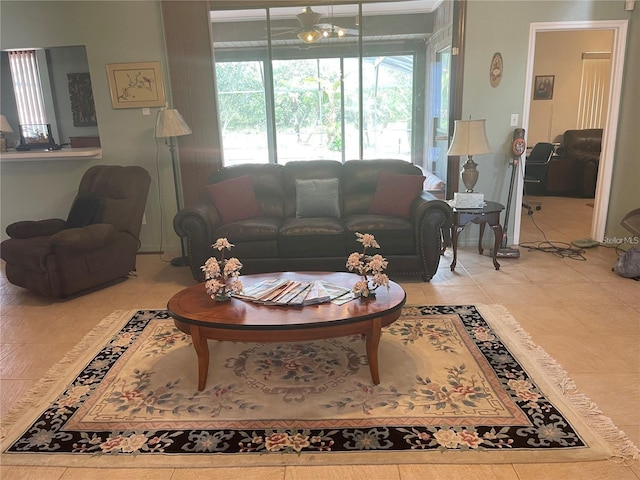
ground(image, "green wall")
xmin=0 ymin=1 xmax=175 ymax=253
xmin=461 ymin=0 xmax=639 ymax=245
xmin=1 ymin=0 xmax=638 ymax=256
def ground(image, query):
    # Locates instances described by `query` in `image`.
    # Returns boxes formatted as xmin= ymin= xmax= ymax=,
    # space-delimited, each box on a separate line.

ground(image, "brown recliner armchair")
xmin=1 ymin=165 xmax=151 ymax=297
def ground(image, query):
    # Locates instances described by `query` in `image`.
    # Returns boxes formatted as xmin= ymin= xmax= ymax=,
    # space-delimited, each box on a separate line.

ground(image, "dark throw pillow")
xmin=66 ymin=196 xmax=102 ymax=229
xmin=368 ymin=171 xmax=425 ymax=218
xmin=295 ymin=178 xmax=340 ymax=218
xmin=207 ymin=174 xmax=263 ymax=224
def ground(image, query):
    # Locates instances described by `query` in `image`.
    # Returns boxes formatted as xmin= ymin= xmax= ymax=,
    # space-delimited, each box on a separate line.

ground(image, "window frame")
xmin=214 ymin=36 xmax=426 ymax=166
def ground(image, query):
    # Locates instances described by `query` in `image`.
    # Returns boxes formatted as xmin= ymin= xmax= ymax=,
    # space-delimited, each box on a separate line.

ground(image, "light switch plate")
xmin=510 ymin=114 xmax=519 ymax=127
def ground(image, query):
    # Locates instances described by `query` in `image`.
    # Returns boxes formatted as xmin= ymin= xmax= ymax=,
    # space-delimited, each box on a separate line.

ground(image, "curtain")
xmin=8 ymin=50 xmax=48 ymax=125
xmin=577 ymin=52 xmax=610 ymax=130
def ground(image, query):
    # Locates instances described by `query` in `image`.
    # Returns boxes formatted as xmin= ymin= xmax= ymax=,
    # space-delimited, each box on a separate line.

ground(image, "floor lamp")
xmin=155 ymin=108 xmax=192 ymax=267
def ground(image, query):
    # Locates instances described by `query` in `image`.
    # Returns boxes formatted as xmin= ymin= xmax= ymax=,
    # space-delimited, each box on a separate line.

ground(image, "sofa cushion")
xmin=279 ymin=218 xmax=346 ymax=257
xmin=283 ymin=160 xmax=343 ymax=217
xmin=214 ymin=216 xmax=281 ymax=243
xmin=207 ymin=174 xmax=263 ymax=224
xmin=368 ymin=171 xmax=425 ymax=218
xmin=344 ymin=214 xmax=415 ymax=255
xmin=295 ymin=178 xmax=340 ymax=218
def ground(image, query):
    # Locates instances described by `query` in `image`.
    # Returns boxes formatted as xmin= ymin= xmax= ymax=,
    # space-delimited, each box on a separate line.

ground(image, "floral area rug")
xmin=1 ymin=305 xmax=637 ymax=468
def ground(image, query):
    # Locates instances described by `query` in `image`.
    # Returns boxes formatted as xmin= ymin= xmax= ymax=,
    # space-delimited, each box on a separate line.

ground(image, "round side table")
xmin=450 ymin=201 xmax=504 ymax=271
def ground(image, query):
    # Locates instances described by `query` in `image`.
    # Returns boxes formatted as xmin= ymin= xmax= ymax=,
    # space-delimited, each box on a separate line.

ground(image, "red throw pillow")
xmin=206 ymin=174 xmax=263 ymax=224
xmin=368 ymin=171 xmax=425 ymax=218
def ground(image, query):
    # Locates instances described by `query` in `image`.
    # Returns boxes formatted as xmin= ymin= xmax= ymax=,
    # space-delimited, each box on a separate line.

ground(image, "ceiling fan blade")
xmin=267 ymin=29 xmax=299 ymax=38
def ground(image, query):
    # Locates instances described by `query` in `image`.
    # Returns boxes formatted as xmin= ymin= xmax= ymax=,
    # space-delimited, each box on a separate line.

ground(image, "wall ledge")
xmin=0 ymin=147 xmax=102 ymax=162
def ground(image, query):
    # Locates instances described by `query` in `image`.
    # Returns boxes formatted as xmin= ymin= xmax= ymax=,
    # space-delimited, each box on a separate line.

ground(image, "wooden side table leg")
xmin=190 ymin=326 xmax=210 ymax=391
xmin=366 ymin=317 xmax=383 ymax=385
xmin=450 ymin=226 xmax=464 ymax=271
xmin=489 ymin=223 xmax=503 ymax=270
xmin=478 ymin=221 xmax=486 ymax=255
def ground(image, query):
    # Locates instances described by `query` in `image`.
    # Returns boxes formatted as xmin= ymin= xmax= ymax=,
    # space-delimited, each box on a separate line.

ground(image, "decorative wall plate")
xmin=490 ymin=52 xmax=503 ymax=87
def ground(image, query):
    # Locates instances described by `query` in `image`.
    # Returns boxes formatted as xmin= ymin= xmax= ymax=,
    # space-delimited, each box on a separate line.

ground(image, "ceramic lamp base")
xmin=461 ymin=157 xmax=479 ymax=192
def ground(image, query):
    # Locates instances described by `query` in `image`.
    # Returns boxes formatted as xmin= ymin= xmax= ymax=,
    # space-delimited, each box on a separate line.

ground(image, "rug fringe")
xmin=480 ymin=304 xmax=640 ymax=464
xmin=0 ymin=309 xmax=137 ymax=443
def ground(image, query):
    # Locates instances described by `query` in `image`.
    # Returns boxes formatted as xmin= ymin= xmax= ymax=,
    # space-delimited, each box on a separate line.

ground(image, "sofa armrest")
xmin=51 ymin=223 xmax=119 ymax=251
xmin=6 ymin=219 xmax=67 ymax=239
xmin=410 ymin=192 xmax=454 ymax=281
xmin=174 ymin=203 xmax=221 ymax=280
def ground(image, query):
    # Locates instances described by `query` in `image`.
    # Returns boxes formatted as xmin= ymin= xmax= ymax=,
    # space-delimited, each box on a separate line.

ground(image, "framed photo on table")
xmin=19 ymin=124 xmax=56 ymax=148
xmin=533 ymin=75 xmax=554 ymax=100
xmin=106 ymin=61 xmax=166 ymax=109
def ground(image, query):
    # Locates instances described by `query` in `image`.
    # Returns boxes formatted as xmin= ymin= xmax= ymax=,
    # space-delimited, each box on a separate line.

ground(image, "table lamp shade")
xmin=447 ymin=119 xmax=492 ymax=156
xmin=155 ymin=108 xmax=192 ymax=138
xmin=0 ymin=115 xmax=14 ymax=133
xmin=0 ymin=115 xmax=13 ymax=152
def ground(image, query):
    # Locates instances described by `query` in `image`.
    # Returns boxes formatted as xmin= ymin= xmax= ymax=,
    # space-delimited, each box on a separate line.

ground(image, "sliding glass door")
xmin=211 ymin=3 xmax=426 ymax=167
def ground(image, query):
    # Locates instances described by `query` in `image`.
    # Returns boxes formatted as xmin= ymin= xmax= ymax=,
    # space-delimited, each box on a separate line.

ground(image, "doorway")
xmin=514 ymin=20 xmax=628 ymax=245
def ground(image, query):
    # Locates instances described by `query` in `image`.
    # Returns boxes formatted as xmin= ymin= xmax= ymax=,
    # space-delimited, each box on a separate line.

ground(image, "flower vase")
xmin=214 ymin=290 xmax=232 ymax=302
xmin=359 ymin=287 xmax=377 ymax=301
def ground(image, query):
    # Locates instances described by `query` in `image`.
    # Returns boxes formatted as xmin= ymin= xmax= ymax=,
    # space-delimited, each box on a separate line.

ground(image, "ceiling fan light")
xmin=298 ymin=30 xmax=321 ymax=43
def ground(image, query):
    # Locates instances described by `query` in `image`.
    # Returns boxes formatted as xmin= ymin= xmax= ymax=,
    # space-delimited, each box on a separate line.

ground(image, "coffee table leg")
xmin=366 ymin=317 xmax=382 ymax=385
xmin=190 ymin=326 xmax=210 ymax=391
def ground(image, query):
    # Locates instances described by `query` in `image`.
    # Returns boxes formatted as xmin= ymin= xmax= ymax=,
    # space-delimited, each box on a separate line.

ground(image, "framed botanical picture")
xmin=106 ymin=61 xmax=166 ymax=109
xmin=533 ymin=75 xmax=554 ymax=100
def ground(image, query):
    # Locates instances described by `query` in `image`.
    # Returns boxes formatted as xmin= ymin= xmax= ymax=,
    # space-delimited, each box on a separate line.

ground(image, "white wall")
xmin=528 ymin=29 xmax=613 ymax=146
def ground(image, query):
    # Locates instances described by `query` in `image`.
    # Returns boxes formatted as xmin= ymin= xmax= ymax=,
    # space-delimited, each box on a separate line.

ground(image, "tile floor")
xmin=1 ymin=196 xmax=638 ymax=479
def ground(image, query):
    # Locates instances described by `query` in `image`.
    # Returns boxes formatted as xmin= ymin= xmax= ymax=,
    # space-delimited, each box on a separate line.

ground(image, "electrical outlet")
xmin=142 ymin=108 xmax=150 ymax=116
xmin=510 ymin=114 xmax=519 ymax=127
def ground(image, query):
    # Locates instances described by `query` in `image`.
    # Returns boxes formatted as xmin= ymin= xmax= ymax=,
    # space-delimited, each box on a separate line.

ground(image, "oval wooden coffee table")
xmin=167 ymin=271 xmax=406 ymax=391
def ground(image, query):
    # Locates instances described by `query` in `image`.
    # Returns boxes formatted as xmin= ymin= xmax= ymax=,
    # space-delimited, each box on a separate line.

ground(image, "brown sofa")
xmin=544 ymin=128 xmax=603 ymax=197
xmin=1 ymin=165 xmax=151 ymax=297
xmin=174 ymin=159 xmax=453 ymax=282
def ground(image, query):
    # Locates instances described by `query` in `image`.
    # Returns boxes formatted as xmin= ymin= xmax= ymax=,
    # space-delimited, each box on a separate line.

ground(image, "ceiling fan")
xmin=271 ymin=6 xmax=359 ymax=44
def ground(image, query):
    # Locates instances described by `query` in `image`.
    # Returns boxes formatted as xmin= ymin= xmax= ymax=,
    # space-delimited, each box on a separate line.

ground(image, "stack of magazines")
xmin=233 ymin=278 xmax=354 ymax=306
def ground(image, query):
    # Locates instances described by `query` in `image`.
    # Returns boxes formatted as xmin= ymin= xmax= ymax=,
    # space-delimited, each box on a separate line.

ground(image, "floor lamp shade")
xmin=447 ymin=119 xmax=492 ymax=192
xmin=155 ymin=108 xmax=192 ymax=138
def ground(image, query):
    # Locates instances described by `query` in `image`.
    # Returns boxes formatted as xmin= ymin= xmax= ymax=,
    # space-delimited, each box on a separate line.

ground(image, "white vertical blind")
xmin=577 ymin=52 xmax=611 ymax=130
xmin=7 ymin=50 xmax=48 ymax=125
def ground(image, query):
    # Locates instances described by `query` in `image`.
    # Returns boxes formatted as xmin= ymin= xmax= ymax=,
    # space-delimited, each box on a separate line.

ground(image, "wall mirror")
xmin=0 ymin=45 xmax=100 ymax=149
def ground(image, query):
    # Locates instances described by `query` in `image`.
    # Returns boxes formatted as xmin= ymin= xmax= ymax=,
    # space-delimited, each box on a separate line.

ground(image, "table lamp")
xmin=447 ymin=119 xmax=492 ymax=193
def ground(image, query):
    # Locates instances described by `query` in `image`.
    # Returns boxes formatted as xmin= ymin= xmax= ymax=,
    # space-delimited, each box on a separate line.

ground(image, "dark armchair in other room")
xmin=546 ymin=128 xmax=603 ymax=198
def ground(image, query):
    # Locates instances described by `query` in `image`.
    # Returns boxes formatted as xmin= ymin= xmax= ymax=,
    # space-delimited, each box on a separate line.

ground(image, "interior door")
xmin=516 ymin=21 xmax=628 ymax=244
